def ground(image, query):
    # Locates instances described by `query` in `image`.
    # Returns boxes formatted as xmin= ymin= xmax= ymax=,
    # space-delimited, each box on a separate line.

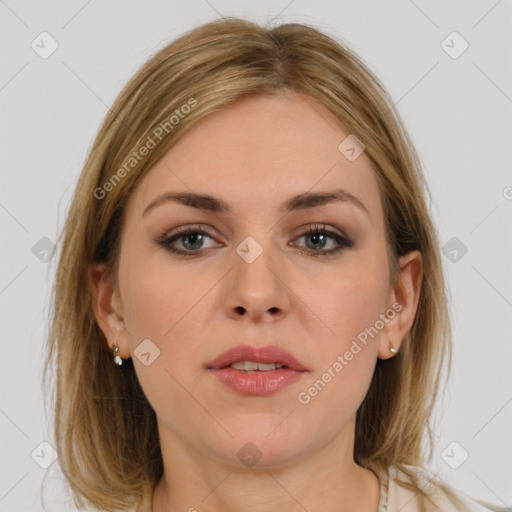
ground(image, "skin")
xmin=90 ymin=92 xmax=422 ymax=512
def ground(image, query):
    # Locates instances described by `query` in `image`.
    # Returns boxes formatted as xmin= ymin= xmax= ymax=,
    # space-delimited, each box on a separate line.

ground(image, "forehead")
xmin=128 ymin=93 xmax=382 ymax=222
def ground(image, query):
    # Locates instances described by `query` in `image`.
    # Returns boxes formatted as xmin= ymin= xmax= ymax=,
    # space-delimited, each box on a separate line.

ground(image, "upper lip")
xmin=207 ymin=344 xmax=307 ymax=371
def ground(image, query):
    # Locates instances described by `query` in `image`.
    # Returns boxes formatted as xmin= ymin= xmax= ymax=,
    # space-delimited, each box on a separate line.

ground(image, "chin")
xmin=209 ymin=424 xmax=314 ymax=470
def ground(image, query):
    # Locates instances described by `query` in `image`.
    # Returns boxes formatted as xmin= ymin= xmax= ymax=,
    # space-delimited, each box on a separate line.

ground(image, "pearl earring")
xmin=389 ymin=341 xmax=398 ymax=354
xmin=112 ymin=342 xmax=124 ymax=366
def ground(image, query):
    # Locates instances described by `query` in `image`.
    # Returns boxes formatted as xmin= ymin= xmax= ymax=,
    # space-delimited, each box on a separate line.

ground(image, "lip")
xmin=207 ymin=344 xmax=307 ymax=371
xmin=207 ymin=344 xmax=307 ymax=397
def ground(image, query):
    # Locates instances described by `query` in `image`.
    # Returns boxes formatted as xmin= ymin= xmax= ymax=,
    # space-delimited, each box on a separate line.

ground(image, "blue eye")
xmin=156 ymin=224 xmax=353 ymax=257
xmin=157 ymin=227 xmax=217 ymax=256
xmin=294 ymin=225 xmax=354 ymax=256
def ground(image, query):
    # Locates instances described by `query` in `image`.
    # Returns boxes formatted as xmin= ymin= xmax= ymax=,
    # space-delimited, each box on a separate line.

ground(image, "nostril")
xmin=235 ymin=306 xmax=246 ymax=315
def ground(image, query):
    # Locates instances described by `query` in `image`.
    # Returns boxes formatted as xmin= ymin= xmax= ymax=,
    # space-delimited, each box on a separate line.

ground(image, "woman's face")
xmin=102 ymin=92 xmax=420 ymax=468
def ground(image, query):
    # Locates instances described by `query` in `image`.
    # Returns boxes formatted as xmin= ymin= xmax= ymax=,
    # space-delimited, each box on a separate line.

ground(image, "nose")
xmin=222 ymin=240 xmax=290 ymax=323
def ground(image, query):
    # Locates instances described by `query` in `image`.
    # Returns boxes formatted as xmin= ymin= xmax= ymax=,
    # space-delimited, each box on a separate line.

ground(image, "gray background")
xmin=1 ymin=1 xmax=511 ymax=510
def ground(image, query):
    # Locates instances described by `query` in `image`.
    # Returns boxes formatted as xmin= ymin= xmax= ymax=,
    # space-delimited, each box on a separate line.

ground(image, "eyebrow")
xmin=142 ymin=188 xmax=369 ymax=217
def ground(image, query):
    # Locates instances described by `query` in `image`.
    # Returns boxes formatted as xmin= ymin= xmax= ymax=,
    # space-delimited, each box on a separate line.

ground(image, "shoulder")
xmin=381 ymin=464 xmax=502 ymax=512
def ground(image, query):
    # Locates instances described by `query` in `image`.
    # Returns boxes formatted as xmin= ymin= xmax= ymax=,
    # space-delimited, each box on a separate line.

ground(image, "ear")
xmin=89 ymin=262 xmax=131 ymax=359
xmin=377 ymin=250 xmax=423 ymax=360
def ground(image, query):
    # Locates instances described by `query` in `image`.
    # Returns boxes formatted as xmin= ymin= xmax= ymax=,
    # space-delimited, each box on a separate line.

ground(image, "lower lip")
xmin=208 ymin=368 xmax=305 ymax=396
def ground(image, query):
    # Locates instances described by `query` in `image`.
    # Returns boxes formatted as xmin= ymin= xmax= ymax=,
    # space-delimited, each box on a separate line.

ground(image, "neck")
xmin=151 ymin=427 xmax=381 ymax=512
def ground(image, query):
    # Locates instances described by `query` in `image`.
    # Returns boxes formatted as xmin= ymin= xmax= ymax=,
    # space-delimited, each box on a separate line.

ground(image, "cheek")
xmin=294 ymin=332 xmax=376 ymax=446
xmin=300 ymin=257 xmax=389 ymax=347
xmin=120 ymin=252 xmax=210 ymax=339
xmin=294 ymin=253 xmax=388 ymax=412
xmin=296 ymin=296 xmax=379 ymax=429
xmin=119 ymin=254 xmax=225 ymax=388
xmin=118 ymin=259 xmax=212 ymax=426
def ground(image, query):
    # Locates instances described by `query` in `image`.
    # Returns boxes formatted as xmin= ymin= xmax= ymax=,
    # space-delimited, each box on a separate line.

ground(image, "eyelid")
xmin=290 ymin=222 xmax=349 ymax=240
xmin=158 ymin=224 xmax=219 ymax=241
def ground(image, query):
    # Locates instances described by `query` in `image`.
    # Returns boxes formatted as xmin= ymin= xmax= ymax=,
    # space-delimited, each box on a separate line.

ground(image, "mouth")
xmin=206 ymin=344 xmax=307 ymax=396
xmin=207 ymin=344 xmax=308 ymax=372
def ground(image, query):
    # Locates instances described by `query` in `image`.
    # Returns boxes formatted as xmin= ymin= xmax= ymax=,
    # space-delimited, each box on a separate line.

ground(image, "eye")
xmin=293 ymin=225 xmax=354 ymax=257
xmin=155 ymin=224 xmax=353 ymax=258
xmin=156 ymin=226 xmax=220 ymax=256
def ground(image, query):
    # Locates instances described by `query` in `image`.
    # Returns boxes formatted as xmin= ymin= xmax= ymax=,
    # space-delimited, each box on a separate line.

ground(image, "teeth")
xmin=230 ymin=361 xmax=284 ymax=371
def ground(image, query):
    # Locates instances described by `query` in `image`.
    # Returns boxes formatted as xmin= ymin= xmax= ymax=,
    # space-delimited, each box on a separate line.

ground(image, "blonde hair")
xmin=44 ymin=17 xmax=462 ymax=511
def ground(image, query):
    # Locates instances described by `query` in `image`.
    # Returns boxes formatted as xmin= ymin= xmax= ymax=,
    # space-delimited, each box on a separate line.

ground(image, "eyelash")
xmin=156 ymin=224 xmax=354 ymax=258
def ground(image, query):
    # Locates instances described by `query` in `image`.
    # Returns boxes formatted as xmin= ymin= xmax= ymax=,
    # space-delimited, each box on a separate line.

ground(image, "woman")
xmin=43 ymin=17 xmax=499 ymax=512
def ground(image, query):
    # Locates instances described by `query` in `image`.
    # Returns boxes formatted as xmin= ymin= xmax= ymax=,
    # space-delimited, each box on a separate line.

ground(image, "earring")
xmin=112 ymin=342 xmax=124 ymax=366
xmin=389 ymin=341 xmax=398 ymax=354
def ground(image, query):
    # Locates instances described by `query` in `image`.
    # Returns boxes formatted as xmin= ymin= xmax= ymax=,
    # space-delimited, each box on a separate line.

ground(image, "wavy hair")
xmin=43 ymin=17 xmax=459 ymax=511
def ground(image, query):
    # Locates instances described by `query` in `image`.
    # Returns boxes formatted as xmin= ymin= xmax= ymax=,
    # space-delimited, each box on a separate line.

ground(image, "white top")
xmin=375 ymin=464 xmax=503 ymax=512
